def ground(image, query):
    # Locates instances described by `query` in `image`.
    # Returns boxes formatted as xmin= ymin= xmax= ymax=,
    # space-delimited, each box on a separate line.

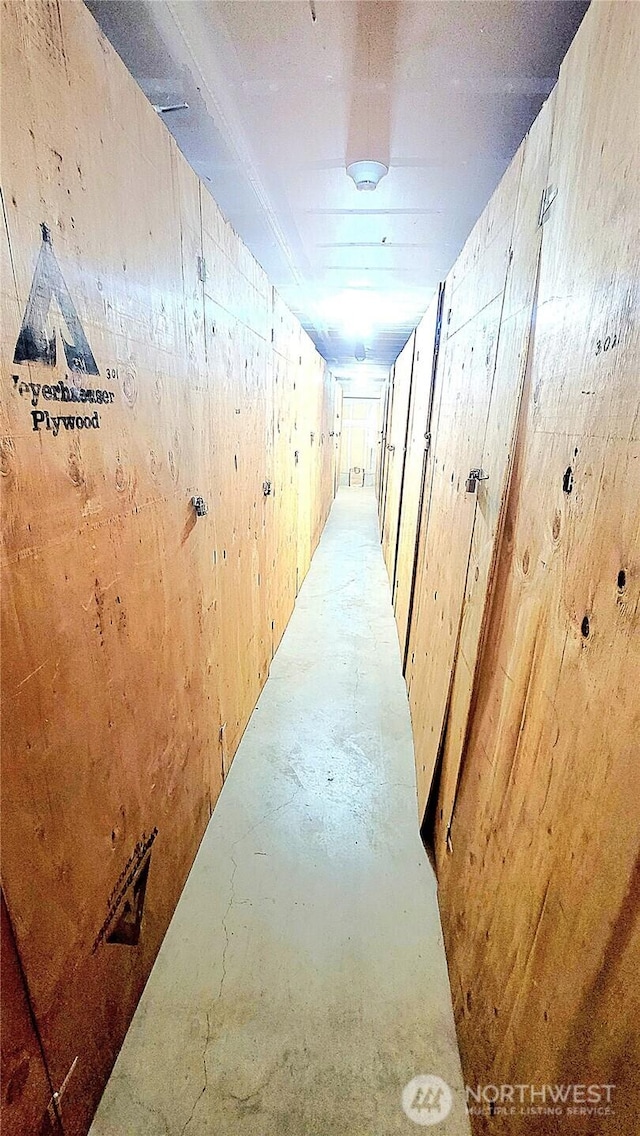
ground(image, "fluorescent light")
xmin=317 ymin=290 xmax=417 ymax=340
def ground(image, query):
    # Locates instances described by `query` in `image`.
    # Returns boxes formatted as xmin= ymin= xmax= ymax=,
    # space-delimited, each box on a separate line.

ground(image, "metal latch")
xmin=47 ymin=1056 xmax=78 ymax=1125
xmin=538 ymin=184 xmax=558 ymax=226
xmin=465 ymin=468 xmax=489 ymax=493
xmin=191 ymin=495 xmax=208 ymax=517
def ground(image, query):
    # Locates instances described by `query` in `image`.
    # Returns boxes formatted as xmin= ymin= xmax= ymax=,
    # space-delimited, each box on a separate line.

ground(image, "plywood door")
xmin=340 ymin=397 xmax=380 ymax=485
xmin=295 ymin=335 xmax=316 ymax=588
xmin=435 ymin=6 xmax=640 ymax=1130
xmin=271 ymin=288 xmax=301 ymax=633
xmin=310 ymin=354 xmax=333 ymax=553
xmin=380 ymin=331 xmax=415 ymax=583
xmin=323 ymin=368 xmax=334 ymax=524
xmin=341 ymin=400 xmax=367 ymax=478
xmin=378 ymin=368 xmax=394 ymax=529
xmin=376 ymin=378 xmax=390 ymax=514
xmin=393 ymin=286 xmax=443 ymax=661
xmin=271 ymin=296 xmax=299 ymax=650
xmin=406 ymin=147 xmax=524 ymax=819
xmin=432 ymin=93 xmax=556 ymax=851
xmin=332 ymin=382 xmax=343 ymax=497
xmin=200 ymin=185 xmax=273 ymax=762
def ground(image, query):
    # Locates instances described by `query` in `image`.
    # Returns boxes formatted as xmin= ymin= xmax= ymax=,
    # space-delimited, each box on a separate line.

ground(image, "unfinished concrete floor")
xmin=90 ymin=488 xmax=470 ymax=1136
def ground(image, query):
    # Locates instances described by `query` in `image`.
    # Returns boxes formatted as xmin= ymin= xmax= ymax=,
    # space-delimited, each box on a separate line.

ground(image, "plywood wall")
xmin=0 ymin=3 xmax=335 ymax=1134
xmin=383 ymin=3 xmax=640 ymax=1132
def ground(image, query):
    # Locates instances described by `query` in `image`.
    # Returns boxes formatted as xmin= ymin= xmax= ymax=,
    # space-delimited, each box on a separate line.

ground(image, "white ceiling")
xmin=86 ymin=0 xmax=587 ymax=392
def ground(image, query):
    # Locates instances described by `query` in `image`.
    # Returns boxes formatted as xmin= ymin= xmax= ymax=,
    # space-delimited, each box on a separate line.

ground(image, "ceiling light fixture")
xmin=346 ymin=160 xmax=389 ymax=192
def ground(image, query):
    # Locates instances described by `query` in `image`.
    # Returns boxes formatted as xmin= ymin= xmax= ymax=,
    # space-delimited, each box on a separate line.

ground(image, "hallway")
xmin=90 ymin=489 xmax=469 ymax=1136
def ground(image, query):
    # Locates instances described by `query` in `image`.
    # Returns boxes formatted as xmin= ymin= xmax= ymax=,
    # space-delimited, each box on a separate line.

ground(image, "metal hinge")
xmin=538 ymin=184 xmax=557 ymax=227
xmin=197 ymin=255 xmax=207 ymax=283
xmin=47 ymin=1056 xmax=78 ymax=1125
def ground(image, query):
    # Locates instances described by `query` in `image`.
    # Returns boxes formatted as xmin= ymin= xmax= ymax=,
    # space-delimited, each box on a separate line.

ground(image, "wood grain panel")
xmin=200 ymin=186 xmax=272 ymax=762
xmin=0 ymin=4 xmax=335 ymax=1133
xmin=435 ymin=4 xmax=640 ymax=1133
xmin=393 ymin=287 xmax=442 ymax=662
xmin=2 ymin=12 xmax=213 ymax=1124
xmin=1 ymin=892 xmax=58 ymax=1136
xmin=435 ymin=92 xmax=556 ymax=854
xmin=339 ymin=396 xmax=380 ymax=487
xmin=307 ymin=342 xmax=333 ymax=557
xmin=380 ymin=331 xmax=415 ymax=583
xmin=271 ymin=326 xmax=298 ymax=651
xmin=377 ymin=369 xmax=394 ymax=529
xmin=376 ymin=378 xmax=391 ymax=513
xmin=331 ymin=381 xmax=342 ymax=498
xmin=406 ymin=148 xmax=523 ymax=818
xmin=296 ymin=334 xmax=320 ymax=588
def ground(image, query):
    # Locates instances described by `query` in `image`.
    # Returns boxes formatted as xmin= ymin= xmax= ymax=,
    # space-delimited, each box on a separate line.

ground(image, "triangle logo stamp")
xmin=105 ymin=850 xmax=152 ymax=947
xmin=13 ymin=222 xmax=99 ymax=375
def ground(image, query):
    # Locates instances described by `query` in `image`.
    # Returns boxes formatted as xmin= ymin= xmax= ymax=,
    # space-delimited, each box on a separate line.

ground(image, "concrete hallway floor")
xmin=90 ymin=489 xmax=471 ymax=1136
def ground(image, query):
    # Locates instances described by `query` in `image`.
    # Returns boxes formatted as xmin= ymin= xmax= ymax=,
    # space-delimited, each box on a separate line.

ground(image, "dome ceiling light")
xmin=346 ymin=160 xmax=389 ymax=192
